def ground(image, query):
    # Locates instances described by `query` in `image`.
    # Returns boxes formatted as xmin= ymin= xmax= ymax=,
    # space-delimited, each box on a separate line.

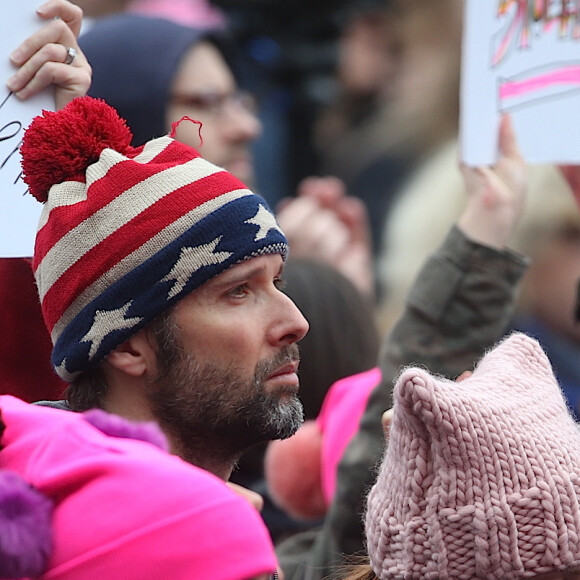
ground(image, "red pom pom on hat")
xmin=20 ymin=96 xmax=134 ymax=202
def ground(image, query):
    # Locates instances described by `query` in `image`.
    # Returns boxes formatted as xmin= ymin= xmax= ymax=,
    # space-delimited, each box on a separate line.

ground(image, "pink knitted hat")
xmin=366 ymin=332 xmax=580 ymax=580
xmin=0 ymin=395 xmax=277 ymax=579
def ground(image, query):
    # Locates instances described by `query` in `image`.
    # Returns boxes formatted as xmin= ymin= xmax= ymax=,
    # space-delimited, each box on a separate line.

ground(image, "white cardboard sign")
xmin=460 ymin=1 xmax=580 ymax=166
xmin=0 ymin=1 xmax=54 ymax=258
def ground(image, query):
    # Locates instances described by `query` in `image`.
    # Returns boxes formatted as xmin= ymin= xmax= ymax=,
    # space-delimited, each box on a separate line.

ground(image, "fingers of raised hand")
xmin=8 ymin=23 xmax=91 ymax=107
xmin=8 ymin=0 xmax=89 ymax=97
xmin=35 ymin=0 xmax=83 ymax=37
xmin=296 ymin=175 xmax=347 ymax=207
xmin=278 ymin=197 xmax=351 ymax=262
xmin=382 ymin=408 xmax=394 ymax=441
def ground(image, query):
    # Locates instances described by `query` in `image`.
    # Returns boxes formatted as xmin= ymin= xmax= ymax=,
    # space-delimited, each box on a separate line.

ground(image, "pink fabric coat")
xmin=0 ymin=395 xmax=277 ymax=579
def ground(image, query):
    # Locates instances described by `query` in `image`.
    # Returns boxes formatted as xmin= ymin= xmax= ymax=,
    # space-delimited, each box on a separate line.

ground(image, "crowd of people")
xmin=2 ymin=1 xmax=580 ymax=579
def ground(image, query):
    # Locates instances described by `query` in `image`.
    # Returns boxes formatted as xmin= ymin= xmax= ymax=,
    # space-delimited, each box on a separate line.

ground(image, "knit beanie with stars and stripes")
xmin=365 ymin=331 xmax=580 ymax=580
xmin=20 ymin=96 xmax=288 ymax=382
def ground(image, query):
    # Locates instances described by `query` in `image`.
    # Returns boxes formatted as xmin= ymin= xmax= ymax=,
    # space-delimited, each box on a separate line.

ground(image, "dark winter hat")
xmin=79 ymin=13 xmax=240 ymax=147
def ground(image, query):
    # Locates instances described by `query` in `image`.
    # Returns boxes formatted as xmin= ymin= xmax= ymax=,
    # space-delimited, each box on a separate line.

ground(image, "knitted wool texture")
xmin=21 ymin=97 xmax=287 ymax=381
xmin=0 ymin=395 xmax=278 ymax=579
xmin=365 ymin=332 xmax=580 ymax=579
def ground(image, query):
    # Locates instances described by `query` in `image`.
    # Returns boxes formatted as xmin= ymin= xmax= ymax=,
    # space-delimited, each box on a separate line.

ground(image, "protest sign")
xmin=0 ymin=1 xmax=54 ymax=257
xmin=461 ymin=1 xmax=580 ymax=166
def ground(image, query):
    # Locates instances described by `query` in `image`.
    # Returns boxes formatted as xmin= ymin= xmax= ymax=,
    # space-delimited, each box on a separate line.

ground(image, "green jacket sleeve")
xmin=278 ymin=225 xmax=529 ymax=580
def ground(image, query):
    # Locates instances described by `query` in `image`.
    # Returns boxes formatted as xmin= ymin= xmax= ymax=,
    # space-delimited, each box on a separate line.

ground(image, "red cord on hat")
xmin=169 ymin=116 xmax=204 ymax=147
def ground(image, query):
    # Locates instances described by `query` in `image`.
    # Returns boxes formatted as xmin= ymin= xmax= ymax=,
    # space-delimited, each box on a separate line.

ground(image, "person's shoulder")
xmin=33 ymin=399 xmax=71 ymax=411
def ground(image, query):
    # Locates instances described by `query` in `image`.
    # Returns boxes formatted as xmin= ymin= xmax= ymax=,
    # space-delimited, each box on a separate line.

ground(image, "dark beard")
xmin=146 ymin=334 xmax=304 ymax=471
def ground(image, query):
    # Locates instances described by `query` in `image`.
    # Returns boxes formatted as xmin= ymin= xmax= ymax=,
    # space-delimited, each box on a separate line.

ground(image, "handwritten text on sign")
xmin=0 ymin=92 xmax=26 ymax=194
xmin=0 ymin=0 xmax=54 ymax=258
xmin=460 ymin=0 xmax=580 ymax=166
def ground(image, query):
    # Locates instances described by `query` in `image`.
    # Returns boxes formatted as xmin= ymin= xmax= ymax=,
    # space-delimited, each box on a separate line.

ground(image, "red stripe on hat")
xmin=41 ymin=170 xmax=243 ymax=332
xmin=34 ymin=141 xmax=201 ymax=267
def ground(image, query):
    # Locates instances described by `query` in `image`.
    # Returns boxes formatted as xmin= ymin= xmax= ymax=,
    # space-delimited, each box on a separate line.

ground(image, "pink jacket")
xmin=0 ymin=395 xmax=277 ymax=579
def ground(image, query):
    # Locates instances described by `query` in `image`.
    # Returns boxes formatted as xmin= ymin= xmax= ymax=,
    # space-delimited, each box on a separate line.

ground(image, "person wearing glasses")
xmin=78 ymin=13 xmax=262 ymax=190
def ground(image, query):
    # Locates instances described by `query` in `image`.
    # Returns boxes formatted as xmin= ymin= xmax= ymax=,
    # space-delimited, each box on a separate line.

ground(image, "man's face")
xmin=166 ymin=41 xmax=262 ymax=188
xmin=146 ymin=254 xmax=309 ymax=468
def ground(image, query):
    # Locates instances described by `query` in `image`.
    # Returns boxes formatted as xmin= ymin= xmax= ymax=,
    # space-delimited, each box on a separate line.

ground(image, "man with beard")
xmin=26 ymin=95 xmax=309 ymax=482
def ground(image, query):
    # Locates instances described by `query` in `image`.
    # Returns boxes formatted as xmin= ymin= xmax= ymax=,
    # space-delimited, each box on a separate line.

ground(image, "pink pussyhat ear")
xmin=0 ymin=469 xmax=53 ymax=578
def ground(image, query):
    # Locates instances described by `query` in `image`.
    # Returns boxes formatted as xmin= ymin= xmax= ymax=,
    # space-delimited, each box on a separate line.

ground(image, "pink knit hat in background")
xmin=0 ymin=395 xmax=277 ymax=579
xmin=366 ymin=332 xmax=580 ymax=580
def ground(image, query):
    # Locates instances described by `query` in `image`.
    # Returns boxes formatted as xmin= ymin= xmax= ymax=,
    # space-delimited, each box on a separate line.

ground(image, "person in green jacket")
xmin=277 ymin=116 xmax=530 ymax=579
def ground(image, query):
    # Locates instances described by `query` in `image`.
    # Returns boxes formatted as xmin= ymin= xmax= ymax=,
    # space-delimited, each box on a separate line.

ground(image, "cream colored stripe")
xmin=37 ymin=154 xmax=224 ymax=300
xmin=37 ymin=137 xmax=173 ymax=232
xmin=84 ymin=137 xmax=175 ymax=183
xmin=50 ymin=188 xmax=253 ymax=341
xmin=132 ymin=136 xmax=175 ymax=164
xmin=37 ymin=181 xmax=88 ymax=231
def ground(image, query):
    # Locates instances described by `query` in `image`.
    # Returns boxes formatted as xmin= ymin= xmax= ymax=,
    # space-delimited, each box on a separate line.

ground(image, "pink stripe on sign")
xmin=500 ymin=64 xmax=580 ymax=100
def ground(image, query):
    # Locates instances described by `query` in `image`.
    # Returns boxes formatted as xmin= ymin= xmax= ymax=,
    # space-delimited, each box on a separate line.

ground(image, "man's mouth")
xmin=265 ymin=361 xmax=300 ymax=389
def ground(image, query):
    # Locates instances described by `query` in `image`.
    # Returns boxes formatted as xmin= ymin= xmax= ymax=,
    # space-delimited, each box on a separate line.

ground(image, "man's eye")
xmin=228 ymin=284 xmax=249 ymax=298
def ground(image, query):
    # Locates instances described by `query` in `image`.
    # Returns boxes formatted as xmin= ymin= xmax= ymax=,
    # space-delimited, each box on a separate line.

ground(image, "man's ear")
xmin=105 ymin=328 xmax=158 ymax=378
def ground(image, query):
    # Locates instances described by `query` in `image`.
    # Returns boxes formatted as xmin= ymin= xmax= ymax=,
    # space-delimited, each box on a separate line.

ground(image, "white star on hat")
xmin=55 ymin=358 xmax=72 ymax=381
xmin=244 ymin=204 xmax=282 ymax=241
xmin=161 ymin=238 xmax=233 ymax=299
xmin=81 ymin=301 xmax=143 ymax=359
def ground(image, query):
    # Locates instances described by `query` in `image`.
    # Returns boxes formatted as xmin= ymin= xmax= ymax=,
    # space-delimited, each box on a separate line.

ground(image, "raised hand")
xmin=458 ymin=115 xmax=528 ymax=249
xmin=7 ymin=0 xmax=91 ymax=110
xmin=276 ymin=176 xmax=375 ymax=298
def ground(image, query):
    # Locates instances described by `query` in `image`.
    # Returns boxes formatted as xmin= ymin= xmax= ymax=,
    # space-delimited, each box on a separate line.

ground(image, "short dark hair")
xmin=65 ymin=364 xmax=107 ymax=412
xmin=66 ymin=308 xmax=178 ymax=412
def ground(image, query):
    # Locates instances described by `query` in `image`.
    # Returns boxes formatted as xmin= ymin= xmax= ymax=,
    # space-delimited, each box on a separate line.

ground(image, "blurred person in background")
xmin=234 ymin=257 xmax=380 ymax=542
xmin=508 ymin=166 xmax=580 ymax=420
xmin=312 ymin=0 xmax=463 ymax=257
xmin=79 ymin=13 xmax=260 ymax=188
xmin=276 ymin=116 xmax=530 ymax=579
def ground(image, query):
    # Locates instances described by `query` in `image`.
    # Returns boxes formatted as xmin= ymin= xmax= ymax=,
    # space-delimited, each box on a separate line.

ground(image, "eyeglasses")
xmin=170 ymin=90 xmax=258 ymax=116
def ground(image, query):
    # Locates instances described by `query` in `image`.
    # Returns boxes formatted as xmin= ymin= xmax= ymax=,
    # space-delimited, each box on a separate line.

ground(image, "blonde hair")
xmin=338 ymin=565 xmax=378 ymax=580
xmin=376 ymin=155 xmax=578 ymax=333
